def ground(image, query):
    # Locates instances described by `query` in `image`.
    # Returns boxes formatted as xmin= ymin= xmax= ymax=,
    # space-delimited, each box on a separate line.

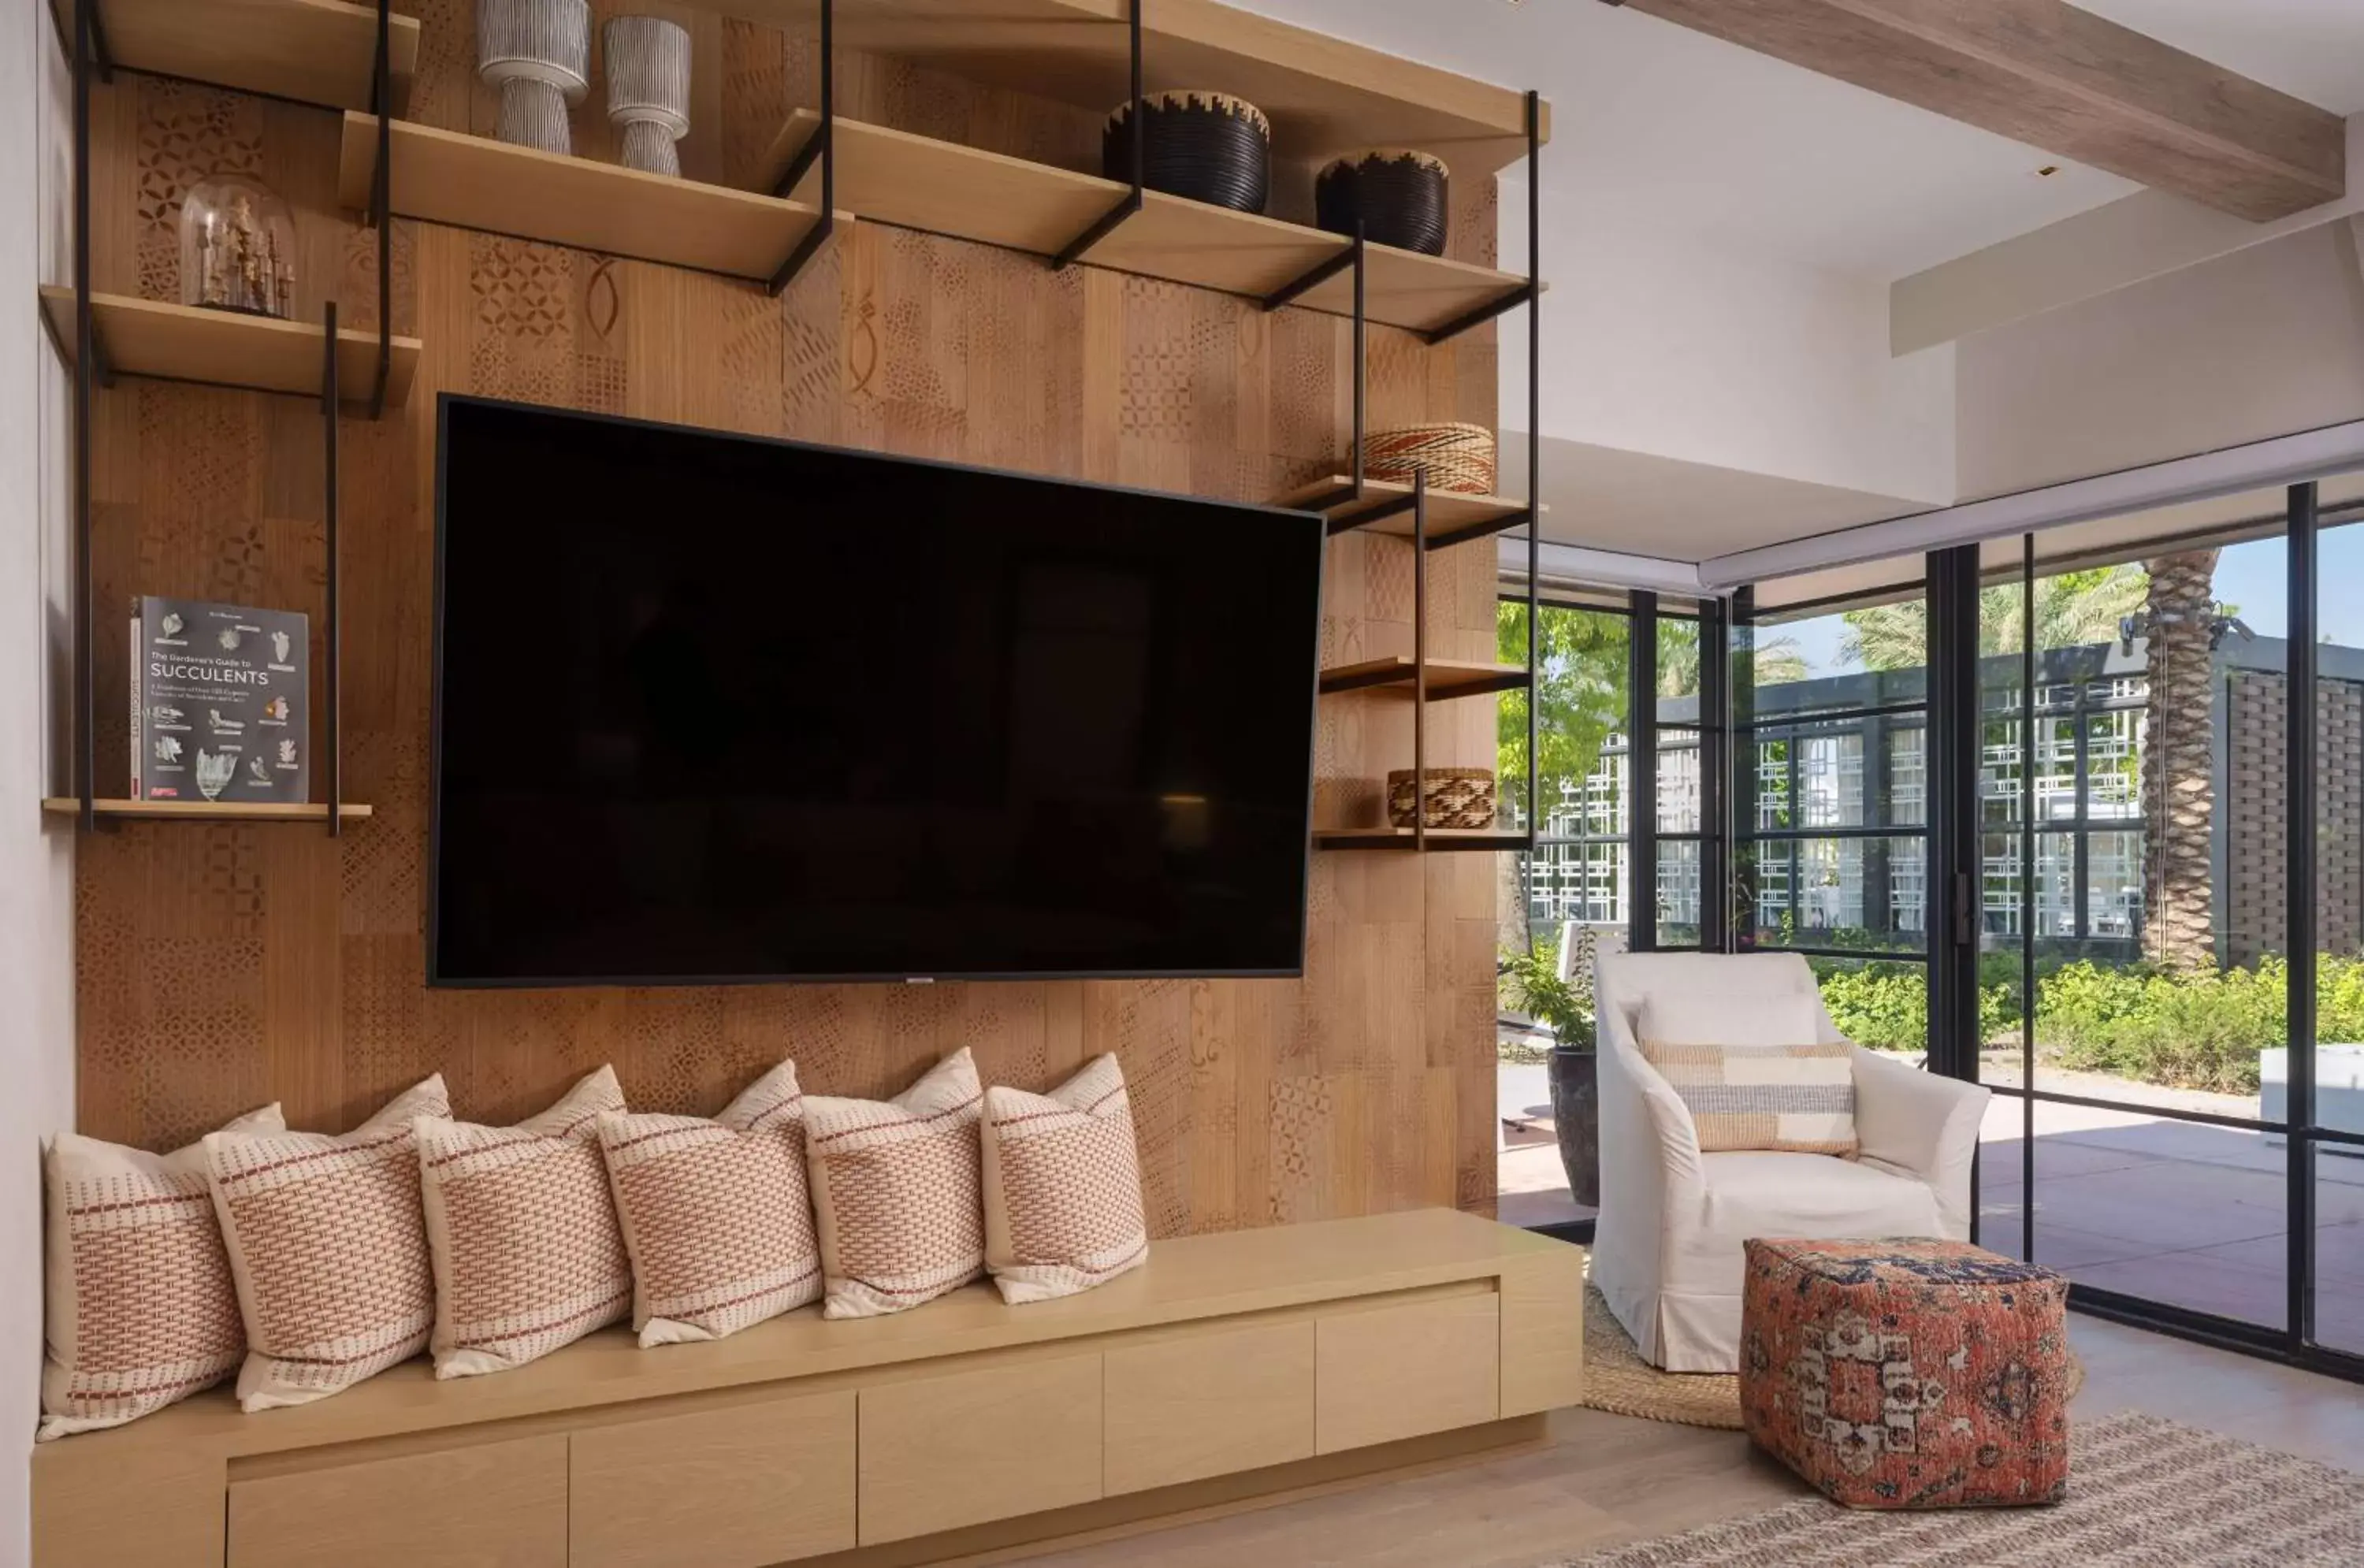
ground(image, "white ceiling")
xmin=2073 ymin=0 xmax=2364 ymax=114
xmin=1232 ymin=0 xmax=2142 ymax=281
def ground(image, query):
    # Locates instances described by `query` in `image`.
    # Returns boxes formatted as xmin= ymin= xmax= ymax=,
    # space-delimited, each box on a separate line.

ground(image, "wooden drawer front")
xmin=1104 ymin=1320 xmax=1315 ymax=1495
xmin=857 ymin=1354 xmax=1103 ymax=1544
xmin=229 ymin=1435 xmax=567 ymax=1568
xmin=570 ymin=1391 xmax=857 ymax=1568
xmin=1314 ymin=1294 xmax=1500 ymax=1454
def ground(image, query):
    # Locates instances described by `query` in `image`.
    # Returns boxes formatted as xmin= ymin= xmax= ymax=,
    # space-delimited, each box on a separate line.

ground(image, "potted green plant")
xmin=1501 ymin=940 xmax=1600 ymax=1206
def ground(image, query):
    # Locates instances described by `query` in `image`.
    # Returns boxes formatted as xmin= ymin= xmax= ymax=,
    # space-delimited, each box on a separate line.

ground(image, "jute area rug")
xmin=1578 ymin=1284 xmax=2084 ymax=1431
xmin=1555 ymin=1411 xmax=2364 ymax=1566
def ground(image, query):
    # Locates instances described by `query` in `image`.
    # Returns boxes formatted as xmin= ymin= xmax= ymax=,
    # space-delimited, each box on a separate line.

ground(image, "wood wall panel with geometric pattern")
xmin=71 ymin=3 xmax=1507 ymax=1236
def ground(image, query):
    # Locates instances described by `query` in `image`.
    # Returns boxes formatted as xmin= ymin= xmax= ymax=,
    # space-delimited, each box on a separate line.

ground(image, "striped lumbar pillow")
xmin=804 ymin=1049 xmax=986 ymax=1319
xmin=414 ymin=1065 xmax=632 ymax=1378
xmin=596 ymin=1059 xmax=822 ymax=1347
xmin=1637 ymin=1039 xmax=1859 ymax=1157
xmin=980 ymin=1054 xmax=1149 ymax=1306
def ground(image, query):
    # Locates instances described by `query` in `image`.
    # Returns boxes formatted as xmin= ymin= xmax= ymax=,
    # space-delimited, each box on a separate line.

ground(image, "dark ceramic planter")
xmin=1546 ymin=1046 xmax=1600 ymax=1207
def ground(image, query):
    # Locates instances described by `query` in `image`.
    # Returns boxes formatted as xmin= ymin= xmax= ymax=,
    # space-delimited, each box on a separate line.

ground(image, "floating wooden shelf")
xmin=43 ymin=798 xmax=374 ymax=823
xmin=39 ymin=288 xmax=421 ymax=407
xmin=1314 ymin=827 xmax=1529 ymax=852
xmin=1274 ymin=477 xmax=1538 ymax=544
xmin=1319 ymin=657 xmax=1530 ymax=700
xmin=338 ymin=113 xmax=840 ymax=283
xmin=80 ymin=0 xmax=419 ymax=112
xmin=757 ymin=113 xmax=1530 ymax=336
xmin=723 ymin=0 xmax=1544 ymax=178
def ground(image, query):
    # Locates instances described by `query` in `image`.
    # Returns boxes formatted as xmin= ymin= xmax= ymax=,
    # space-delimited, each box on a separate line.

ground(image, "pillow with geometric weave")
xmin=415 ymin=1065 xmax=631 ymax=1379
xmin=980 ymin=1054 xmax=1148 ymax=1306
xmin=1638 ymin=991 xmax=1856 ymax=1157
xmin=39 ymin=1102 xmax=286 ymax=1440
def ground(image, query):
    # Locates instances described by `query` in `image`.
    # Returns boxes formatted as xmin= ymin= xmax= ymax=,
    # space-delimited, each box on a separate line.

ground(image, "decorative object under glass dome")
xmin=478 ymin=0 xmax=591 ymax=156
xmin=604 ymin=16 xmax=690 ymax=177
xmin=179 ymin=177 xmax=296 ymax=320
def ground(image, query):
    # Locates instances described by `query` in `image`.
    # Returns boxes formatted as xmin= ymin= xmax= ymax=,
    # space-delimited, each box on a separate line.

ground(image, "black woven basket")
xmin=1316 ymin=150 xmax=1450 ymax=255
xmin=1103 ymin=90 xmax=1270 ymax=214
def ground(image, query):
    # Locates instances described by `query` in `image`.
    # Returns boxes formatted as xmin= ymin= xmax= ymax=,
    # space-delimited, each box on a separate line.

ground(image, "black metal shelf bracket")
xmin=1258 ymin=243 xmax=1356 ymax=314
xmin=80 ymin=0 xmax=113 ymax=83
xmin=72 ymin=0 xmax=95 ymax=831
xmin=369 ymin=0 xmax=392 ymax=418
xmin=1422 ymin=280 xmax=1535 ymax=348
xmin=1052 ymin=0 xmax=1143 ymax=269
xmin=322 ymin=300 xmax=343 ymax=838
xmin=1413 ymin=466 xmax=1428 ymax=853
xmin=1522 ymin=86 xmax=1541 ymax=852
xmin=768 ymin=0 xmax=835 ymax=296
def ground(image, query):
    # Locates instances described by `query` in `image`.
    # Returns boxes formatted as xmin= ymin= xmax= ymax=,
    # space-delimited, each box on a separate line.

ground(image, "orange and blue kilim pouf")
xmin=1738 ymin=1236 xmax=2072 ymax=1509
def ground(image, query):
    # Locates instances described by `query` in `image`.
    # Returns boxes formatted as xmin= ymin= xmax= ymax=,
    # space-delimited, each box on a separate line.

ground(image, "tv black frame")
xmin=428 ymin=392 xmax=1326 ymax=990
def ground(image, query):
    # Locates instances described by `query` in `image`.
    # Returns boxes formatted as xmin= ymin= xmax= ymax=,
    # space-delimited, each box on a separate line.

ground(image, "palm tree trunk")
xmin=2140 ymin=550 xmax=2220 ymax=969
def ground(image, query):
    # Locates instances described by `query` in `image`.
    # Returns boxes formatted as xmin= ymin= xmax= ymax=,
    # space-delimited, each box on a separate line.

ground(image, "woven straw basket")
xmin=1361 ymin=422 xmax=1496 ymax=494
xmin=1386 ymin=767 xmax=1496 ymax=830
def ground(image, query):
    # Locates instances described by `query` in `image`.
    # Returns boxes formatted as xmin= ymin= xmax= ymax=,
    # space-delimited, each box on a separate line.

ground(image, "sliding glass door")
xmin=1964 ymin=485 xmax=2362 ymax=1376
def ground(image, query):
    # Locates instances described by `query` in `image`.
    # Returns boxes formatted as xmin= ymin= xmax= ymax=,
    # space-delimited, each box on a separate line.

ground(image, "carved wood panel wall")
xmin=72 ymin=4 xmax=1507 ymax=1235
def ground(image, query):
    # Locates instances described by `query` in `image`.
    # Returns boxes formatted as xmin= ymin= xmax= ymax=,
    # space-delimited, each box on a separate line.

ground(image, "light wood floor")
xmin=1027 ymin=1317 xmax=2364 ymax=1567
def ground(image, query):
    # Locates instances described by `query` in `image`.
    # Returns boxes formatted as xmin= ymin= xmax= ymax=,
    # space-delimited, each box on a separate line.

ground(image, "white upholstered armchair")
xmin=1590 ymin=951 xmax=1990 ymax=1373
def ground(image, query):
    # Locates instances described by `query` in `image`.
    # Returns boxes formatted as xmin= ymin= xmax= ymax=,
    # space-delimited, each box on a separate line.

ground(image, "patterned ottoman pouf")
xmin=1739 ymin=1237 xmax=2072 ymax=1510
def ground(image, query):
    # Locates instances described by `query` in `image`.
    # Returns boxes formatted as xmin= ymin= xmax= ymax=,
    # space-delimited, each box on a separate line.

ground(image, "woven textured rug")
xmin=1578 ymin=1283 xmax=2083 ymax=1431
xmin=1556 ymin=1411 xmax=2364 ymax=1566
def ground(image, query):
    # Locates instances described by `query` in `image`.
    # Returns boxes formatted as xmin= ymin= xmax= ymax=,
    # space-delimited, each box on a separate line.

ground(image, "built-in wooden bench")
xmin=35 ymin=1209 xmax=1586 ymax=1568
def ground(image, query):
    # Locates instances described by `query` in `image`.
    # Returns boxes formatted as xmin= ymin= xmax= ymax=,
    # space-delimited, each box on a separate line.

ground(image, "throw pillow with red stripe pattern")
xmin=414 ymin=1065 xmax=631 ymax=1378
xmin=981 ymin=1054 xmax=1148 ymax=1305
xmin=804 ymin=1049 xmax=986 ymax=1319
xmin=204 ymin=1075 xmax=450 ymax=1412
xmin=39 ymin=1102 xmax=287 ymax=1440
xmin=597 ymin=1059 xmax=820 ymax=1347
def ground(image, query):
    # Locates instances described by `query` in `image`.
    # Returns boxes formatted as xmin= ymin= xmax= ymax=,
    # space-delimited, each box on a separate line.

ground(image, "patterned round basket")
xmin=1103 ymin=90 xmax=1271 ymax=214
xmin=1362 ymin=422 xmax=1496 ymax=495
xmin=1386 ymin=767 xmax=1496 ymax=830
xmin=1316 ymin=149 xmax=1450 ymax=255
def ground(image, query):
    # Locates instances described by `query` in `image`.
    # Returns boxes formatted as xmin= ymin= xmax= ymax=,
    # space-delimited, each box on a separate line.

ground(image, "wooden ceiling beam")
xmin=1611 ymin=0 xmax=2346 ymax=221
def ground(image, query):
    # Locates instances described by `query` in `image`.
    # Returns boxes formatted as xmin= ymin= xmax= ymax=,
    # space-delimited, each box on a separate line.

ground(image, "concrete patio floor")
xmin=1493 ymin=1056 xmax=2364 ymax=1350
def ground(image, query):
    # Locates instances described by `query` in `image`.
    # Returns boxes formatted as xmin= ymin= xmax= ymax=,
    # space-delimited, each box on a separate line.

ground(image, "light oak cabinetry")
xmin=37 ymin=1212 xmax=1584 ymax=1568
xmin=227 ymin=1436 xmax=569 ymax=1568
xmin=568 ymin=1392 xmax=858 ymax=1568
xmin=1102 ymin=1319 xmax=1316 ymax=1494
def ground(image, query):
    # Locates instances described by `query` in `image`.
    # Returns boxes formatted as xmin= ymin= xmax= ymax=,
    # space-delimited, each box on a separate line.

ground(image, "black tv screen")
xmin=429 ymin=396 xmax=1324 ymax=985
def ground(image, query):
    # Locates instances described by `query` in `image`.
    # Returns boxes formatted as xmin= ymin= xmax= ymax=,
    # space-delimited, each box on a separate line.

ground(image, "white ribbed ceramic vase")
xmin=604 ymin=17 xmax=691 ymax=177
xmin=478 ymin=0 xmax=591 ymax=156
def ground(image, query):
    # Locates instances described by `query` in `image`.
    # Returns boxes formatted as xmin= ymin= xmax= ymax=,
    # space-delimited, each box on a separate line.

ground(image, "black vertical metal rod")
xmin=1049 ymin=0 xmax=1140 ymax=268
xmin=2288 ymin=480 xmax=2319 ymax=1352
xmin=767 ymin=0 xmax=835 ymax=294
xmin=1630 ymin=590 xmax=1660 ymax=953
xmin=370 ymin=0 xmax=392 ymax=418
xmin=73 ymin=0 xmax=94 ymax=830
xmin=1525 ymin=88 xmax=1540 ymax=856
xmin=2021 ymin=531 xmax=2036 ymax=1262
xmin=1413 ymin=468 xmax=1427 ymax=853
xmin=1351 ymin=222 xmax=1366 ymax=498
xmin=324 ymin=302 xmax=342 ymax=839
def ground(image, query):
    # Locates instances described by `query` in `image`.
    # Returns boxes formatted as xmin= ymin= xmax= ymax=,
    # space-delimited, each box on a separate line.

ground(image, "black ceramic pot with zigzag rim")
xmin=1316 ymin=149 xmax=1450 ymax=255
xmin=1102 ymin=89 xmax=1271 ymax=214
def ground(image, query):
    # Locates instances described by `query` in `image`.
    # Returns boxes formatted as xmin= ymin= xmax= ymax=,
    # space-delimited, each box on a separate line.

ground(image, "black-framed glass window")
xmin=1734 ymin=589 xmax=1932 ymax=1048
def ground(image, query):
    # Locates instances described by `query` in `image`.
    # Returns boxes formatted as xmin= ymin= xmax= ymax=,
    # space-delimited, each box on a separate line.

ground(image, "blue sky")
xmin=1774 ymin=529 xmax=2364 ymax=679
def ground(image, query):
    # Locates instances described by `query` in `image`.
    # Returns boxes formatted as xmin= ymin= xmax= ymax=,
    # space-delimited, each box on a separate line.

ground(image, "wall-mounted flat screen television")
xmin=430 ymin=396 xmax=1325 ymax=986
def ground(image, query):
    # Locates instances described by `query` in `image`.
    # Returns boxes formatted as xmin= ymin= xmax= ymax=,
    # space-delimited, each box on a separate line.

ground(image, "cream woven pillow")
xmin=805 ymin=1049 xmax=985 ymax=1319
xmin=416 ymin=1065 xmax=630 ymax=1379
xmin=1637 ymin=987 xmax=1857 ymax=1157
xmin=597 ymin=1060 xmax=820 ymax=1347
xmin=980 ymin=1054 xmax=1148 ymax=1305
xmin=39 ymin=1103 xmax=285 ymax=1440
xmin=206 ymin=1075 xmax=448 ymax=1411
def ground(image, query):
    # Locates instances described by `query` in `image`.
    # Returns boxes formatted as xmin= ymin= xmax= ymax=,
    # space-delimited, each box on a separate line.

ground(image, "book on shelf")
xmin=128 ymin=596 xmax=310 ymax=804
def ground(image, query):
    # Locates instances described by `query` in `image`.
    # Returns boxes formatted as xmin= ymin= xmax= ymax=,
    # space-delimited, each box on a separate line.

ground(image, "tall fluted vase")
xmin=604 ymin=17 xmax=691 ymax=177
xmin=478 ymin=0 xmax=591 ymax=156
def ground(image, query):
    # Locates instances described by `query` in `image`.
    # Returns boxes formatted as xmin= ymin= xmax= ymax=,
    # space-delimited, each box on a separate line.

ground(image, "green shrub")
xmin=1808 ymin=959 xmax=1926 ymax=1053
